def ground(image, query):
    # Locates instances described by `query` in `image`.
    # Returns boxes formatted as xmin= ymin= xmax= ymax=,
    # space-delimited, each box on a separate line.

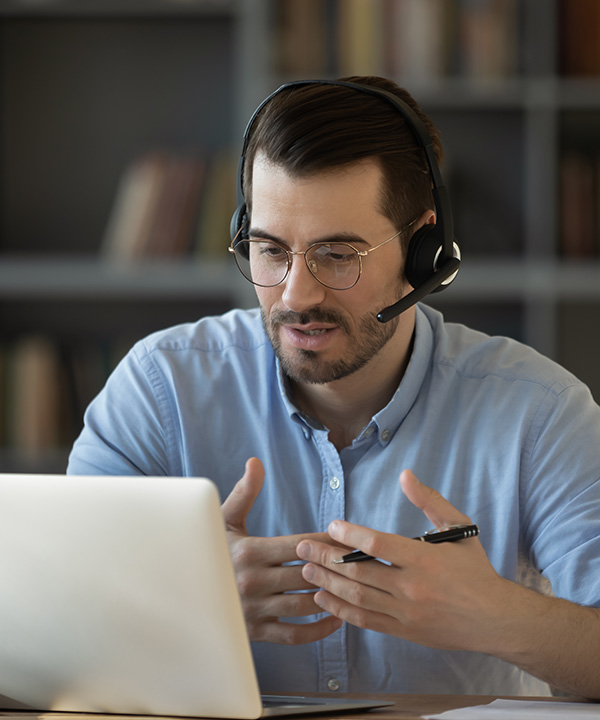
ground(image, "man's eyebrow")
xmin=248 ymin=227 xmax=370 ymax=247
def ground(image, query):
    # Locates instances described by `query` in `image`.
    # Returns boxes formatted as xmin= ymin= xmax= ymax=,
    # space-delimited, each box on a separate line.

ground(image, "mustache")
xmin=270 ymin=308 xmax=351 ymax=333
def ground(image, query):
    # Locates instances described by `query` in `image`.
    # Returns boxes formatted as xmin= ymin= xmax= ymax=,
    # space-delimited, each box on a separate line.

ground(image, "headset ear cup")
xmin=404 ymin=224 xmax=444 ymax=289
xmin=230 ymin=203 xmax=248 ymax=242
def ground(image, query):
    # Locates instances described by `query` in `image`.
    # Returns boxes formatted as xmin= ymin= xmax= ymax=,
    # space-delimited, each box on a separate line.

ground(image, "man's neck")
xmin=290 ymin=328 xmax=415 ymax=451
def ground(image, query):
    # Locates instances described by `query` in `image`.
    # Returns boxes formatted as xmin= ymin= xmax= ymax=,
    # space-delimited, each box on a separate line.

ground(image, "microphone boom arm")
xmin=376 ymin=257 xmax=461 ymax=323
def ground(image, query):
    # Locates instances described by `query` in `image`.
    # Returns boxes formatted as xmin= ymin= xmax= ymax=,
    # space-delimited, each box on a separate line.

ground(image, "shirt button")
xmin=364 ymin=426 xmax=374 ymax=438
xmin=329 ymin=476 xmax=340 ymax=490
xmin=381 ymin=429 xmax=391 ymax=442
xmin=327 ymin=678 xmax=340 ymax=692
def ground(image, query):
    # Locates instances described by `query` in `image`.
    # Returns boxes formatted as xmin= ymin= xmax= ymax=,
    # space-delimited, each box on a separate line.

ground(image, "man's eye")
xmin=329 ymin=251 xmax=353 ymax=262
xmin=255 ymin=243 xmax=286 ymax=259
xmin=317 ymin=245 xmax=354 ymax=262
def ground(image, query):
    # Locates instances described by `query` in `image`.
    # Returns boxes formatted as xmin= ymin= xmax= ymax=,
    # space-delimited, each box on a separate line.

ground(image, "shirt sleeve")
xmin=520 ymin=380 xmax=600 ymax=607
xmin=67 ymin=342 xmax=180 ymax=477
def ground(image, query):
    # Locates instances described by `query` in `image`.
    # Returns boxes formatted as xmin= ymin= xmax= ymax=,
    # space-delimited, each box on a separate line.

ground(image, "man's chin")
xmin=276 ymin=346 xmax=331 ymax=385
xmin=278 ymin=346 xmax=370 ymax=385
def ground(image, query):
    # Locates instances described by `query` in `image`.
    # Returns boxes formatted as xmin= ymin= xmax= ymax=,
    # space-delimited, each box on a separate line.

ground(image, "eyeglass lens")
xmin=232 ymin=240 xmax=361 ymax=290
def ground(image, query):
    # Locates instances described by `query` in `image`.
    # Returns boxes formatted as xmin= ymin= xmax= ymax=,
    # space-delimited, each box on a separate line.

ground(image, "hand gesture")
xmin=296 ymin=469 xmax=510 ymax=653
xmin=221 ymin=457 xmax=343 ymax=644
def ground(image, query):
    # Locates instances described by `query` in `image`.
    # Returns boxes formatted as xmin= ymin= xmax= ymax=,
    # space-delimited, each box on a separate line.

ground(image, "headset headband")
xmin=235 ymin=79 xmax=452 ymax=263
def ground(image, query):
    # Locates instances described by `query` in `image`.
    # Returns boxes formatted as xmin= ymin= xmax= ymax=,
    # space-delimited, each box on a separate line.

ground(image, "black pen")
xmin=333 ymin=524 xmax=479 ymax=564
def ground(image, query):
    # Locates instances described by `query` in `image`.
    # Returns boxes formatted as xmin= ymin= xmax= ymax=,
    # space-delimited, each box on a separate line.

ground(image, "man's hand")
xmin=221 ymin=457 xmax=343 ymax=645
xmin=296 ymin=469 xmax=600 ymax=699
xmin=297 ymin=469 xmax=504 ymax=650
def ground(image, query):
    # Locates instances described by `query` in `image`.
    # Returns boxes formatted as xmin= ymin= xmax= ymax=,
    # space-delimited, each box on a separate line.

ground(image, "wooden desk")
xmin=0 ymin=694 xmax=595 ymax=720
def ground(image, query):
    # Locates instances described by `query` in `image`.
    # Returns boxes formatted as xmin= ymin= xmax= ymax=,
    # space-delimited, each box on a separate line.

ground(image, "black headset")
xmin=230 ymin=79 xmax=461 ymax=323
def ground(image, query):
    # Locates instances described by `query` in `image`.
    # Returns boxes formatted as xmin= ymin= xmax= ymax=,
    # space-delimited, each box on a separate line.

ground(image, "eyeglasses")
xmin=228 ymin=219 xmax=417 ymax=291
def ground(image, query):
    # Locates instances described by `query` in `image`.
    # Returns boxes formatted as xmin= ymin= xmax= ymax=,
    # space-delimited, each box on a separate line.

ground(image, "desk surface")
xmin=0 ymin=694 xmax=595 ymax=720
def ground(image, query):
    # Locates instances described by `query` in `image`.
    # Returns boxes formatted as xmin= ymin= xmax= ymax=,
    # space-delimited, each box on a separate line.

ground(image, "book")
xmin=101 ymin=152 xmax=170 ymax=262
xmin=559 ymin=0 xmax=600 ymax=76
xmin=101 ymin=151 xmax=207 ymax=261
xmin=337 ymin=0 xmax=385 ymax=76
xmin=458 ymin=0 xmax=518 ymax=79
xmin=8 ymin=336 xmax=63 ymax=453
xmin=194 ymin=149 xmax=238 ymax=257
xmin=274 ymin=0 xmax=328 ymax=76
xmin=143 ymin=155 xmax=206 ymax=258
xmin=559 ymin=151 xmax=596 ymax=258
xmin=383 ymin=0 xmax=451 ymax=81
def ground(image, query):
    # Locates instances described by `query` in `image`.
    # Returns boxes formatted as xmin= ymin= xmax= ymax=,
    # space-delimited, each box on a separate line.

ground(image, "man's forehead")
xmin=248 ymin=154 xmax=393 ymax=244
xmin=250 ymin=152 xmax=384 ymax=187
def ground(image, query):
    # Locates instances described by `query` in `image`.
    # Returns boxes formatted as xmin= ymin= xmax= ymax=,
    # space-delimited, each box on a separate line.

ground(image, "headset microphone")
xmin=377 ymin=256 xmax=460 ymax=323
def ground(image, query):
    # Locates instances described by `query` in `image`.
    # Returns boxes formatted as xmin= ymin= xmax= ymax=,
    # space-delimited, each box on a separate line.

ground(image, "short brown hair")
xmin=242 ymin=76 xmax=443 ymax=251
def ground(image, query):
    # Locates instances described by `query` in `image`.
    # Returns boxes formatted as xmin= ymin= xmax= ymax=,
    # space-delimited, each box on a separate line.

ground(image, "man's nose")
xmin=281 ymin=254 xmax=327 ymax=312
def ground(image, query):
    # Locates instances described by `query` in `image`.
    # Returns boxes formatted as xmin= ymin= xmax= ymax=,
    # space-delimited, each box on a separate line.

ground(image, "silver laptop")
xmin=0 ymin=473 xmax=392 ymax=718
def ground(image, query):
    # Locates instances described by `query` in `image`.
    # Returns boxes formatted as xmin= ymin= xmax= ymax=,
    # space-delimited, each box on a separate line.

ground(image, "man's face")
xmin=249 ymin=154 xmax=413 ymax=386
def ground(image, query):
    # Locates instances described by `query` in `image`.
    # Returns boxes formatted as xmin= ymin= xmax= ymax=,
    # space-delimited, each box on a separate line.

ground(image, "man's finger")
xmin=244 ymin=560 xmax=324 ymax=594
xmin=260 ymin=588 xmax=326 ymax=618
xmin=255 ymin=616 xmax=343 ymax=645
xmin=239 ymin=532 xmax=338 ymax=568
xmin=399 ymin=469 xmax=472 ymax=529
xmin=221 ymin=457 xmax=265 ymax=532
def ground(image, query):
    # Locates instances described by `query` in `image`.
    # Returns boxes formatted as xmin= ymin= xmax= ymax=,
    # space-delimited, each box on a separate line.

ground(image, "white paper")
xmin=424 ymin=698 xmax=600 ymax=719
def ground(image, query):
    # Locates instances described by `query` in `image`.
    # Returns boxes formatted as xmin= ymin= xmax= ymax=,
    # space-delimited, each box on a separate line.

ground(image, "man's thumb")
xmin=399 ymin=469 xmax=471 ymax=529
xmin=221 ymin=457 xmax=265 ymax=532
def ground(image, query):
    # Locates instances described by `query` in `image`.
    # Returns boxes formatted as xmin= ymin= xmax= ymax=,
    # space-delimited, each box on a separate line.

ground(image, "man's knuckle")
xmin=231 ymin=538 xmax=258 ymax=568
xmin=347 ymin=582 xmax=367 ymax=607
xmin=347 ymin=608 xmax=370 ymax=630
xmin=366 ymin=537 xmax=384 ymax=558
xmin=236 ymin=568 xmax=260 ymax=597
xmin=285 ymin=592 xmax=309 ymax=615
xmin=279 ymin=622 xmax=305 ymax=645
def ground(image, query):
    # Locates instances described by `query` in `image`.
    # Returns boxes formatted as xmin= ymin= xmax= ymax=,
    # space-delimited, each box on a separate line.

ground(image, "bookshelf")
xmin=412 ymin=0 xmax=600 ymax=389
xmin=0 ymin=0 xmax=265 ymax=471
xmin=1 ymin=0 xmax=600 ymax=471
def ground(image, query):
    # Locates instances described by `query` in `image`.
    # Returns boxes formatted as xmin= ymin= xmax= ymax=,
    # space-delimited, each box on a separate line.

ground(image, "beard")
xmin=260 ymin=303 xmax=400 ymax=385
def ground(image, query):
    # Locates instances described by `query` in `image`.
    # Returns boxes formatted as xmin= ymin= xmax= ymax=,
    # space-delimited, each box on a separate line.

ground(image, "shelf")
xmin=0 ymin=257 xmax=257 ymax=307
xmin=0 ymin=0 xmax=234 ymax=18
xmin=0 ymin=256 xmax=598 ymax=304
xmin=557 ymin=78 xmax=600 ymax=108
xmin=442 ymin=259 xmax=600 ymax=302
xmin=397 ymin=77 xmax=600 ymax=112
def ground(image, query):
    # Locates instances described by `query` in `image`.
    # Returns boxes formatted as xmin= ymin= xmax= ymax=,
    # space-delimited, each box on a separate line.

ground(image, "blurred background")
xmin=0 ymin=0 xmax=599 ymax=471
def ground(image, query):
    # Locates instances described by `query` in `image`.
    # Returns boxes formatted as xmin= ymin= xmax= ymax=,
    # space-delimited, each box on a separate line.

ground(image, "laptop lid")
xmin=0 ymin=474 xmax=391 ymax=719
xmin=0 ymin=474 xmax=265 ymax=718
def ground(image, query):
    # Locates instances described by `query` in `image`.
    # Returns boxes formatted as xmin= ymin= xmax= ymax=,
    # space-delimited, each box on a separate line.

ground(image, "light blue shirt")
xmin=68 ymin=303 xmax=600 ymax=696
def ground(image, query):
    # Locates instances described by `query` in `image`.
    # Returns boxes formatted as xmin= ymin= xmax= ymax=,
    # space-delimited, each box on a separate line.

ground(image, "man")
xmin=68 ymin=77 xmax=600 ymax=698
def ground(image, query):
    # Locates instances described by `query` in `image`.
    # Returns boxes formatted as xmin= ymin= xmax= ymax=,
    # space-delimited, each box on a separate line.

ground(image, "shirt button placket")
xmin=316 ymin=437 xmax=348 ymax=693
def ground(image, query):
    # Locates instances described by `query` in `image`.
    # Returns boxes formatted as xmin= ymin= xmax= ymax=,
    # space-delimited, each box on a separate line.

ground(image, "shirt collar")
xmin=276 ymin=363 xmax=326 ymax=433
xmin=368 ymin=304 xmax=434 ymax=445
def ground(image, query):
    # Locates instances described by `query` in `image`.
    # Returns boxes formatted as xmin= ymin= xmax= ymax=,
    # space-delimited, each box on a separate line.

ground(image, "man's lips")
xmin=281 ymin=323 xmax=339 ymax=350
xmin=288 ymin=323 xmax=336 ymax=336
